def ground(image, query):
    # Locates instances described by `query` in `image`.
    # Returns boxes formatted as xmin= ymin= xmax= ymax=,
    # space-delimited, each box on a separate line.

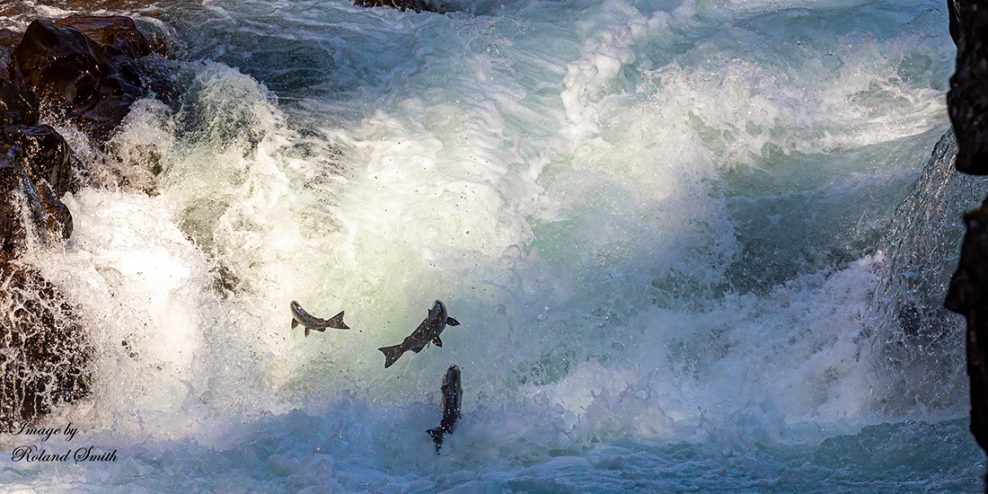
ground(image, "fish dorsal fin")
xmin=433 ymin=336 xmax=443 ymax=348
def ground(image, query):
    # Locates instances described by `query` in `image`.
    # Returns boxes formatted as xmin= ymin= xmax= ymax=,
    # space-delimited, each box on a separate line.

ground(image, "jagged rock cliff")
xmin=944 ymin=0 xmax=988 ymax=491
xmin=0 ymin=16 xmax=159 ymax=432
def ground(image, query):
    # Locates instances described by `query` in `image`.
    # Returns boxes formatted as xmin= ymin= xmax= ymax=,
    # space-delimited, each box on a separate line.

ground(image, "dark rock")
xmin=0 ymin=29 xmax=23 ymax=82
xmin=0 ymin=79 xmax=40 ymax=127
xmin=353 ymin=0 xmax=441 ymax=13
xmin=0 ymin=266 xmax=92 ymax=433
xmin=947 ymin=1 xmax=988 ymax=175
xmin=57 ymin=16 xmax=152 ymax=60
xmin=1 ymin=30 xmax=39 ymax=128
xmin=45 ymin=0 xmax=161 ymax=10
xmin=949 ymin=0 xmax=961 ymax=45
xmin=0 ymin=14 xmax=161 ymax=262
xmin=57 ymin=16 xmax=153 ymax=91
xmin=0 ymin=128 xmax=74 ymax=261
xmin=944 ymin=1 xmax=988 ymax=491
xmin=13 ymin=21 xmax=108 ymax=104
xmin=2 ymin=125 xmax=75 ymax=242
xmin=131 ymin=19 xmax=174 ymax=58
xmin=945 ymin=200 xmax=988 ymax=471
xmin=0 ymin=14 xmax=166 ymax=430
xmin=5 ymin=124 xmax=74 ymax=197
xmin=11 ymin=20 xmax=145 ymax=140
xmin=0 ymin=157 xmax=25 ymax=264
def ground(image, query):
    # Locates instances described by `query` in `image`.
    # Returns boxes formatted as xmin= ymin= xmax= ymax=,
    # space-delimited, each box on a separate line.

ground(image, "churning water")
xmin=1 ymin=0 xmax=986 ymax=491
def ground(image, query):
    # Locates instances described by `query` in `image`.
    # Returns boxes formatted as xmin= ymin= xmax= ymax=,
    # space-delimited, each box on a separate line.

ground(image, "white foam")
xmin=3 ymin=1 xmax=964 ymax=489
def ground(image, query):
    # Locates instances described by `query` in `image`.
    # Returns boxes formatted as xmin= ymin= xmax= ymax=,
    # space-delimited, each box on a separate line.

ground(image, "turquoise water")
xmin=0 ymin=0 xmax=985 ymax=491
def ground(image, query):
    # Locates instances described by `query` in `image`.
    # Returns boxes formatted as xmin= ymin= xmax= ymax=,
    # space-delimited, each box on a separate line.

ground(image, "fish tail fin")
xmin=378 ymin=344 xmax=404 ymax=368
xmin=327 ymin=311 xmax=349 ymax=329
xmin=427 ymin=428 xmax=444 ymax=453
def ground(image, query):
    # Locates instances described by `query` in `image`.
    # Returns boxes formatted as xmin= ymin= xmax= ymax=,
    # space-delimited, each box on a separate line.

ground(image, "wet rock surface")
xmin=0 ymin=125 xmax=76 ymax=247
xmin=946 ymin=199 xmax=988 ymax=489
xmin=353 ymin=0 xmax=442 ymax=13
xmin=945 ymin=0 xmax=988 ymax=490
xmin=0 ymin=15 xmax=162 ymax=430
xmin=11 ymin=19 xmax=150 ymax=140
xmin=0 ymin=267 xmax=93 ymax=433
xmin=947 ymin=0 xmax=988 ymax=175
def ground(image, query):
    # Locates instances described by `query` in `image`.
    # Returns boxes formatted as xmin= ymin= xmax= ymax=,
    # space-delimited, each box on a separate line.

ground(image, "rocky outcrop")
xmin=0 ymin=16 xmax=159 ymax=432
xmin=944 ymin=0 xmax=988 ymax=491
xmin=945 ymin=196 xmax=988 ymax=440
xmin=946 ymin=1 xmax=988 ymax=175
xmin=11 ymin=18 xmax=151 ymax=141
xmin=353 ymin=0 xmax=442 ymax=13
xmin=0 ymin=124 xmax=75 ymax=259
xmin=0 ymin=268 xmax=93 ymax=432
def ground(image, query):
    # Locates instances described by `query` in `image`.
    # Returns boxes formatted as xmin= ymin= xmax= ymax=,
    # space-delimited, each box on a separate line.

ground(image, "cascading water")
xmin=871 ymin=131 xmax=983 ymax=417
xmin=1 ymin=0 xmax=986 ymax=491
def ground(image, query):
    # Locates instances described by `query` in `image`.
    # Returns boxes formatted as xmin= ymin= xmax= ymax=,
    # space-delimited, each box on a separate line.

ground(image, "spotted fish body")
xmin=290 ymin=300 xmax=349 ymax=337
xmin=377 ymin=300 xmax=460 ymax=368
xmin=427 ymin=364 xmax=462 ymax=452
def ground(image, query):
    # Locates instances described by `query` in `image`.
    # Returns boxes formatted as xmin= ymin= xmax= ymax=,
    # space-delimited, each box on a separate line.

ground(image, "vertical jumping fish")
xmin=290 ymin=300 xmax=349 ymax=337
xmin=378 ymin=300 xmax=460 ymax=368
xmin=427 ymin=364 xmax=462 ymax=452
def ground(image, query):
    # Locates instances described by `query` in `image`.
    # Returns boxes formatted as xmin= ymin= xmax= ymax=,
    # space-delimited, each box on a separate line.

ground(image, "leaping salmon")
xmin=378 ymin=300 xmax=460 ymax=368
xmin=290 ymin=300 xmax=349 ymax=337
xmin=427 ymin=364 xmax=463 ymax=452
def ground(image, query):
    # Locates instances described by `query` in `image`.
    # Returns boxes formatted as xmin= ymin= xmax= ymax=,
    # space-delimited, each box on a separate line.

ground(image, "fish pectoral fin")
xmin=446 ymin=317 xmax=460 ymax=326
xmin=327 ymin=311 xmax=349 ymax=330
xmin=305 ymin=327 xmax=311 ymax=337
xmin=291 ymin=319 xmax=299 ymax=330
xmin=433 ymin=336 xmax=442 ymax=348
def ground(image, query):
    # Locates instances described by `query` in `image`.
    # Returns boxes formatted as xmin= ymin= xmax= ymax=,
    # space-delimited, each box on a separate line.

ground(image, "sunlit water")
xmin=1 ymin=0 xmax=986 ymax=491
